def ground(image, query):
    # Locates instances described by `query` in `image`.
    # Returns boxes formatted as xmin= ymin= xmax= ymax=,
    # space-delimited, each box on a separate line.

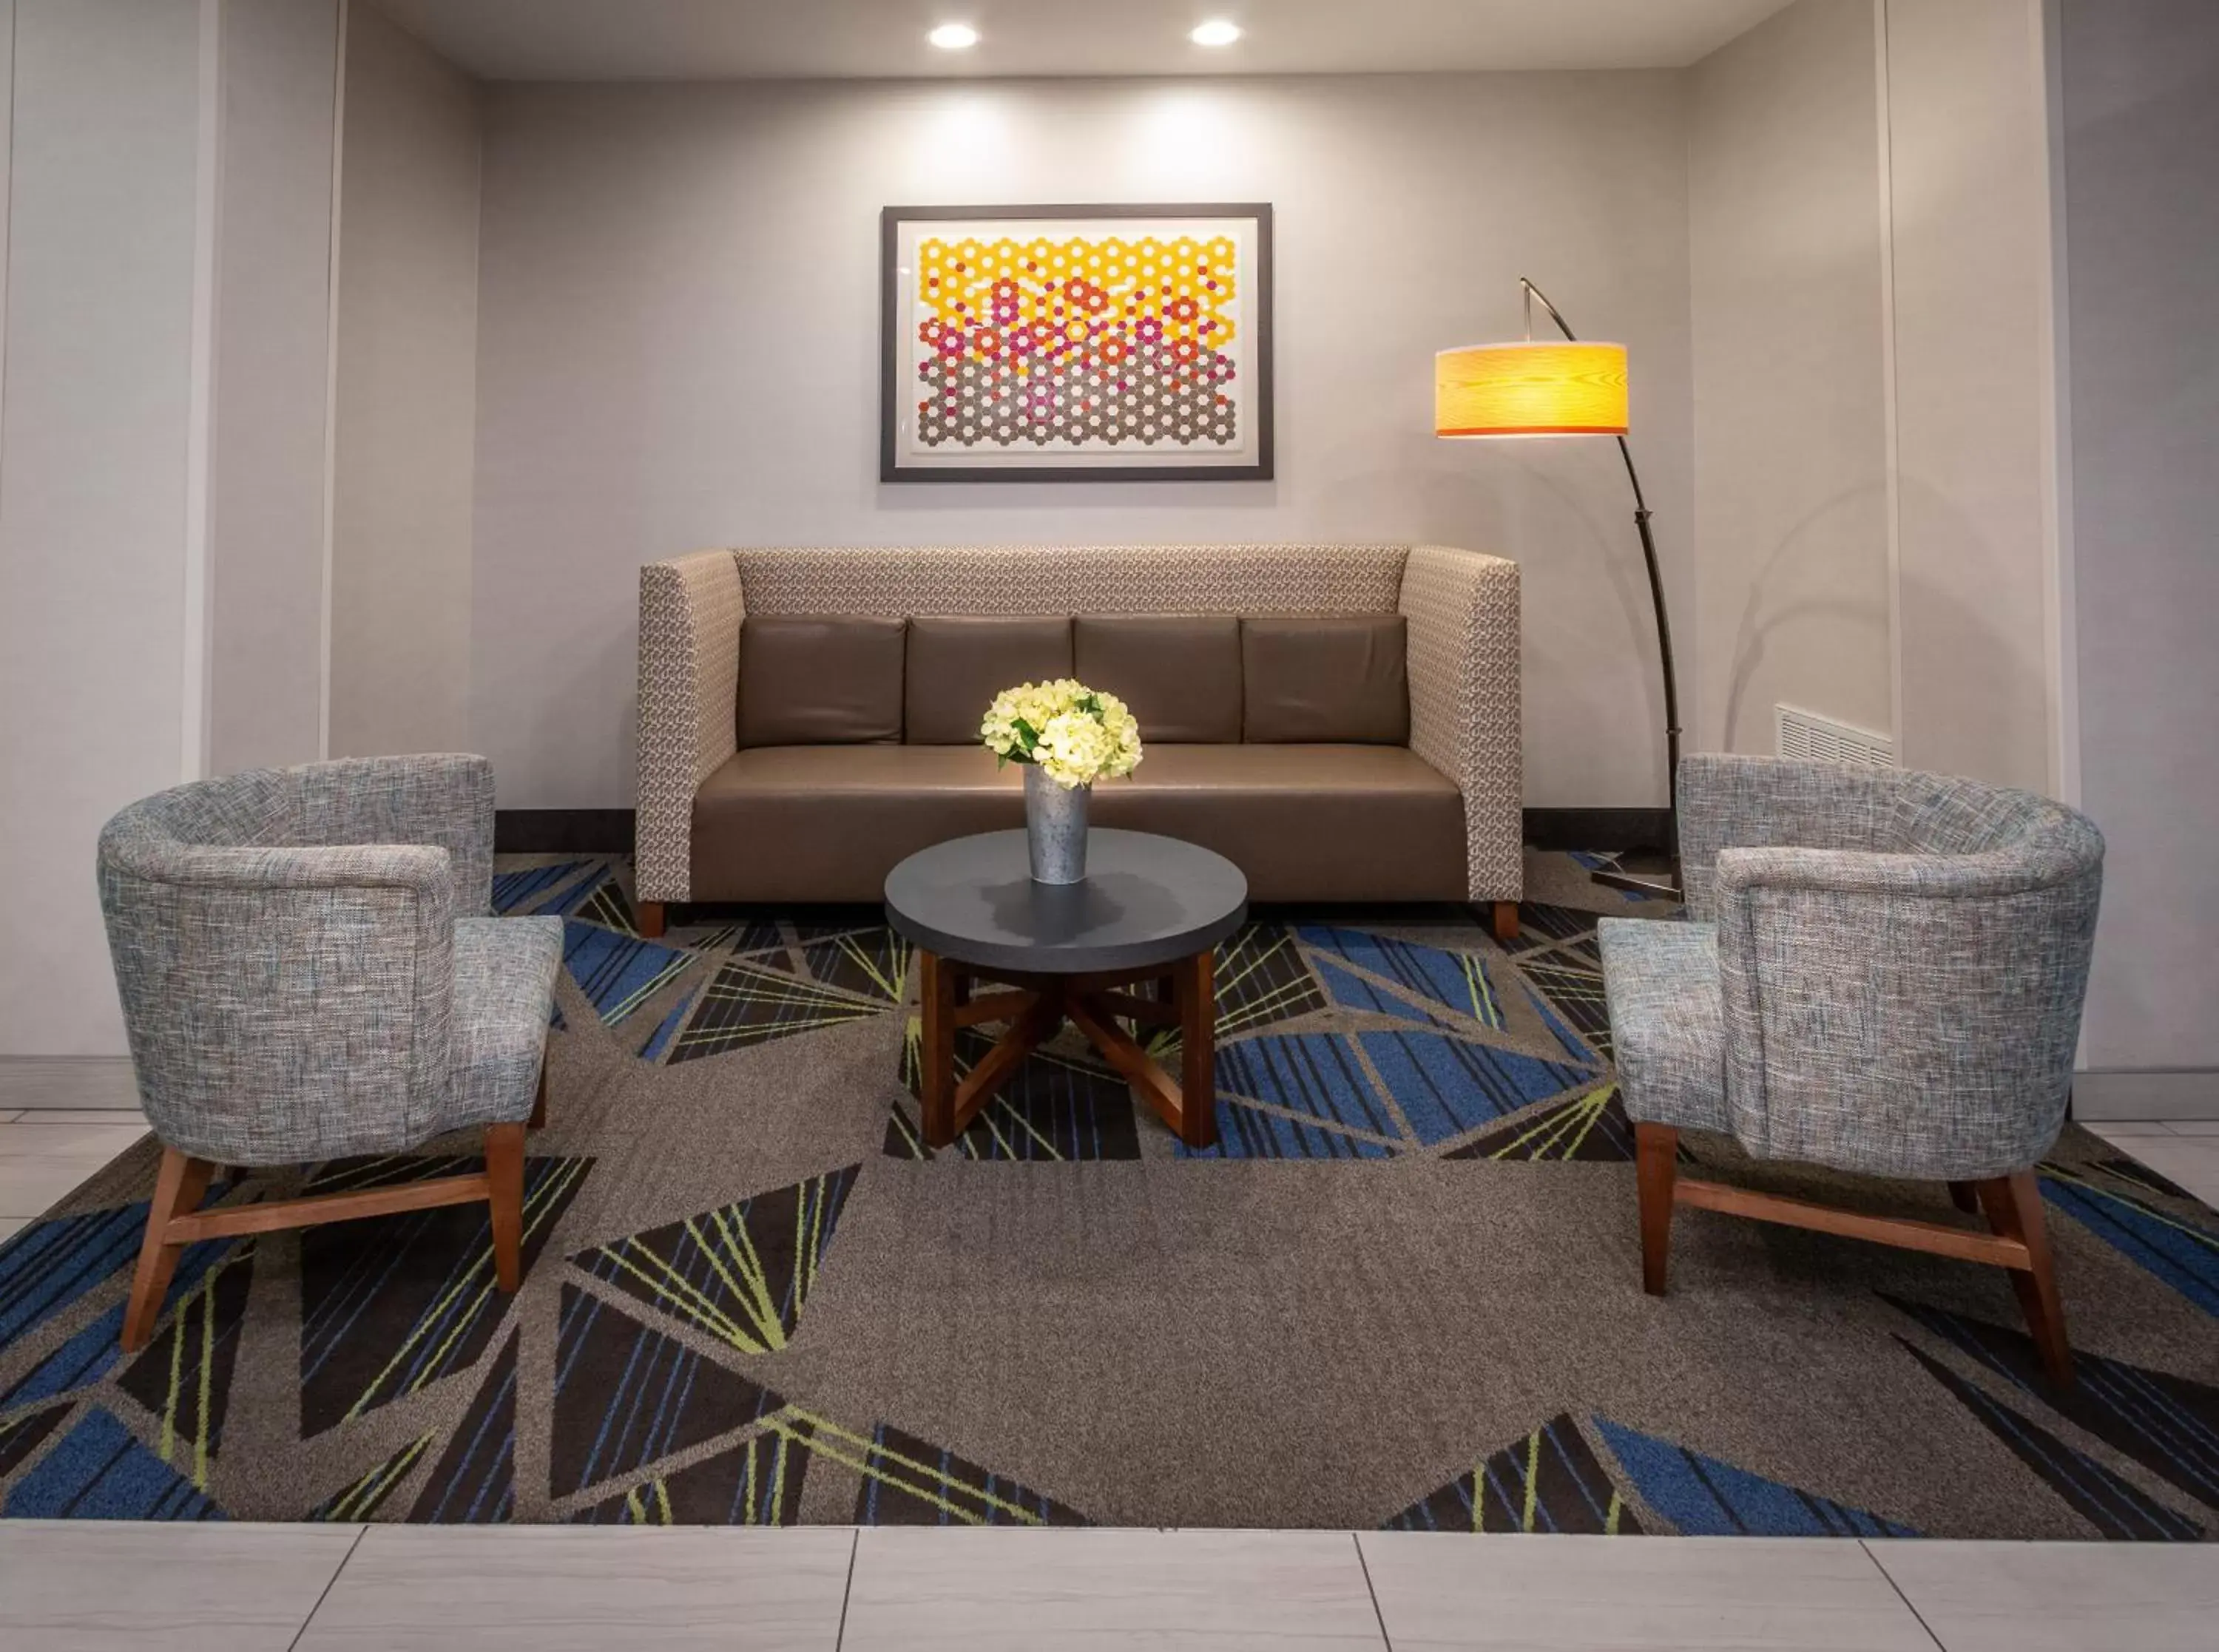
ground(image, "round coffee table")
xmin=884 ymin=828 xmax=1249 ymax=1151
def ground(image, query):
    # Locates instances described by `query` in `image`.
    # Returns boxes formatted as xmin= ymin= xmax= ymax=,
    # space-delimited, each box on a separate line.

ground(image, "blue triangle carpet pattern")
xmin=1 ymin=850 xmax=2215 ymax=1537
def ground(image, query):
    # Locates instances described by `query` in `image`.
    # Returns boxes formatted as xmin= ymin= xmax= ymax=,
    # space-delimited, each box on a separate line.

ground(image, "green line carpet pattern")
xmin=2 ymin=850 xmax=2215 ymax=1537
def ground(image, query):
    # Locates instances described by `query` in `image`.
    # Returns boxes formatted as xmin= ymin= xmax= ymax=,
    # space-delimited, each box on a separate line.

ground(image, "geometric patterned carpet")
xmin=2 ymin=850 xmax=2215 ymax=1537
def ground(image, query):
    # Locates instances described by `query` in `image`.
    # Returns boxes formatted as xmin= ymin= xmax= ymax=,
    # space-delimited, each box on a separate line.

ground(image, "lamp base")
xmin=1591 ymin=868 xmax=1683 ymax=901
xmin=1587 ymin=847 xmax=1682 ymax=904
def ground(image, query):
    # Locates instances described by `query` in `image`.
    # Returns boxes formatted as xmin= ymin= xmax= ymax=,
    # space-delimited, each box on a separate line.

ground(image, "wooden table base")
xmin=916 ymin=949 xmax=1218 ymax=1151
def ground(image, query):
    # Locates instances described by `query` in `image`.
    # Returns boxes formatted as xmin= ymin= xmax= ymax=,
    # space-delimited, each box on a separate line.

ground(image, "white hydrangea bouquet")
xmin=981 ymin=679 xmax=1142 ymax=884
xmin=981 ymin=678 xmax=1143 ymax=788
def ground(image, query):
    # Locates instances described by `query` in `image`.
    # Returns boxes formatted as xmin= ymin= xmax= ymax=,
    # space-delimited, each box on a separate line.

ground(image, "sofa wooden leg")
xmin=1977 ymin=1171 xmax=2073 ymax=1389
xmin=1490 ymin=901 xmax=1520 ymax=945
xmin=1635 ymin=1123 xmax=1678 ymax=1296
xmin=123 ymin=1148 xmax=215 ymax=1353
xmin=635 ymin=901 xmax=666 ymax=939
xmin=486 ymin=1123 xmax=527 ymax=1293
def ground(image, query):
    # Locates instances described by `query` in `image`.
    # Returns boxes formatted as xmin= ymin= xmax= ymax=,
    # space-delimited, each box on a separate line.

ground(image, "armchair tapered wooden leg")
xmin=122 ymin=1148 xmax=215 ymax=1353
xmin=635 ymin=901 xmax=666 ymax=939
xmin=1491 ymin=901 xmax=1520 ymax=945
xmin=1976 ymin=1171 xmax=2073 ymax=1389
xmin=1635 ymin=1123 xmax=1679 ymax=1296
xmin=486 ymin=1123 xmax=527 ymax=1293
xmin=528 ymin=1063 xmax=548 ymax=1131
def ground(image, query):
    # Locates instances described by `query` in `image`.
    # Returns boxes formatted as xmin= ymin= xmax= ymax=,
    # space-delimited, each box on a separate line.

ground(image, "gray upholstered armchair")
xmin=97 ymin=755 xmax=563 ymax=1352
xmin=1599 ymin=755 xmax=2104 ymax=1387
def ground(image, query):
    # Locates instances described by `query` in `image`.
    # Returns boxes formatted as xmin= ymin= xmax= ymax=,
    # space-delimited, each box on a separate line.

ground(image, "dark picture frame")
xmin=880 ymin=203 xmax=1274 ymax=484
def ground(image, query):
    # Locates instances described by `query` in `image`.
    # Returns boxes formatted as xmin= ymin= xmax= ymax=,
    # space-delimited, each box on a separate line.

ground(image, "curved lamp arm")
xmin=1521 ymin=277 xmax=1684 ymax=897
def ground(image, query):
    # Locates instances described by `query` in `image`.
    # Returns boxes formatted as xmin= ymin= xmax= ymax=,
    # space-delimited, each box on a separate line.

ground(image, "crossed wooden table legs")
xmin=914 ymin=948 xmax=1220 ymax=1151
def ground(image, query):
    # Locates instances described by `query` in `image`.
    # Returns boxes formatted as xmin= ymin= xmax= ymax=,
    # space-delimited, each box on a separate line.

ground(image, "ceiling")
xmin=372 ymin=0 xmax=1800 ymax=82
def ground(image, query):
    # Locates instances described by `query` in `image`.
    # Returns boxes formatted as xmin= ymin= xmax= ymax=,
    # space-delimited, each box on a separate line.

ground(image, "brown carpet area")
xmin=1 ymin=850 xmax=2214 ymax=1537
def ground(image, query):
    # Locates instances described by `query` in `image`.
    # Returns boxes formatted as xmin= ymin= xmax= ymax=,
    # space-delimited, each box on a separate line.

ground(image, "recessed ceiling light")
xmin=928 ymin=22 xmax=979 ymax=50
xmin=1191 ymin=19 xmax=1243 ymax=47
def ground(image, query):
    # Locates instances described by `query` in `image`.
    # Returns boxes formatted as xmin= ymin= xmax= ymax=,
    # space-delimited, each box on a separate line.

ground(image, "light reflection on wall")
xmin=1125 ymin=87 xmax=1249 ymax=192
xmin=913 ymin=92 xmax=1012 ymax=192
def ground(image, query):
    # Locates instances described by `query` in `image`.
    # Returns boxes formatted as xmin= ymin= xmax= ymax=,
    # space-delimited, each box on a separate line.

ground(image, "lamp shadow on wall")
xmin=1405 ymin=449 xmax=1672 ymax=805
xmin=1891 ymin=476 xmax=2050 ymax=787
xmin=1718 ymin=484 xmax=1893 ymax=752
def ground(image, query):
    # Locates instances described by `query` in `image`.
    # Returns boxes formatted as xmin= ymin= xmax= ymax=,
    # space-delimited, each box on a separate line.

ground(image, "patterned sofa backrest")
xmin=732 ymin=544 xmax=1410 ymax=617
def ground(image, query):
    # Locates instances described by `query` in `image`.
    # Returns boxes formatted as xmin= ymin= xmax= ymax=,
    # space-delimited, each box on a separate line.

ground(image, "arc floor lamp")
xmin=1436 ymin=277 xmax=1682 ymax=901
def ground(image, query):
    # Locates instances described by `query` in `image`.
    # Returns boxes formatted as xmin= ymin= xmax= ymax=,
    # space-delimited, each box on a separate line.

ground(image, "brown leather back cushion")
xmin=905 ymin=615 xmax=1075 ymax=744
xmin=737 ymin=615 xmax=907 ymax=746
xmin=1240 ymin=616 xmax=1410 ymax=743
xmin=1073 ymin=615 xmax=1242 ymax=743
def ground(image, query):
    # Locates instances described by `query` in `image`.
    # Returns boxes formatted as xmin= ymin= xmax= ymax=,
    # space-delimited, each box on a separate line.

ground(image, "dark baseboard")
xmin=496 ymin=805 xmax=1672 ymax=856
xmin=495 ymin=809 xmax=637 ymax=854
xmin=1521 ymin=807 xmax=1672 ymax=853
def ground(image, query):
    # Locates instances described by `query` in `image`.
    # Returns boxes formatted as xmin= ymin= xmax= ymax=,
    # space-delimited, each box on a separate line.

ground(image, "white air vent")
xmin=1775 ymin=704 xmax=1895 ymax=768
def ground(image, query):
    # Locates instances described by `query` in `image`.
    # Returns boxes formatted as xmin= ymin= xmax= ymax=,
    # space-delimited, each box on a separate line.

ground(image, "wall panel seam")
xmin=2036 ymin=0 xmax=2078 ymax=808
xmin=319 ymin=0 xmax=350 ymax=762
xmin=1874 ymin=0 xmax=1903 ymax=751
xmin=180 ymin=0 xmax=225 ymax=783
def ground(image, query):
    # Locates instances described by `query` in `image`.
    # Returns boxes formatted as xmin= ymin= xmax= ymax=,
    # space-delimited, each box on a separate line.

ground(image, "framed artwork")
xmin=880 ymin=203 xmax=1274 ymax=483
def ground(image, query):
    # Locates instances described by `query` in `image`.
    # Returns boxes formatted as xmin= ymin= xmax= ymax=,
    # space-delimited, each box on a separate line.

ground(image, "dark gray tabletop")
xmin=884 ymin=830 xmax=1249 ymax=976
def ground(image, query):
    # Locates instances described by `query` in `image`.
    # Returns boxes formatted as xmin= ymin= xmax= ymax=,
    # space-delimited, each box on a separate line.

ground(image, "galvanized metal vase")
xmin=1024 ymin=764 xmax=1090 ymax=884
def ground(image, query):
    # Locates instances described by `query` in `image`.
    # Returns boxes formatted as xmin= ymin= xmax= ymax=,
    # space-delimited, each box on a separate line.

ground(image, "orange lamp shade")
xmin=1435 ymin=340 xmax=1629 ymax=437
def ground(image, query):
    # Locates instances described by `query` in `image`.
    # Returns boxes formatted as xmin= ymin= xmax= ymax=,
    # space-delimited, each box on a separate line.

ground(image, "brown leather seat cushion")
xmin=905 ymin=616 xmax=1074 ymax=744
xmin=693 ymin=746 xmax=1023 ymax=902
xmin=1092 ymin=745 xmax=1462 ymax=902
xmin=1241 ymin=616 xmax=1410 ymax=744
xmin=1073 ymin=615 xmax=1242 ymax=743
xmin=690 ymin=743 xmax=1463 ymax=904
xmin=737 ymin=615 xmax=906 ymax=747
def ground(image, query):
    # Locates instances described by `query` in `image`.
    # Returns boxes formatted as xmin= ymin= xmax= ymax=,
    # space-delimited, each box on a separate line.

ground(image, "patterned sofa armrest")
xmin=1397 ymin=544 xmax=1522 ymax=903
xmin=637 ymin=550 xmax=746 ymax=905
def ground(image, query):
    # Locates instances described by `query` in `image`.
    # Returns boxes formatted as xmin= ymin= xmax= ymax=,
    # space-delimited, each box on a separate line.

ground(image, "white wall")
xmin=470 ymin=74 xmax=1695 ymax=810
xmin=1882 ymin=0 xmax=2061 ymax=792
xmin=2056 ymin=0 xmax=2219 ymax=1097
xmin=1681 ymin=0 xmax=2061 ymax=794
xmin=0 ymin=0 xmax=209 ymax=1057
xmin=1689 ymin=0 xmax=1891 ymax=756
xmin=207 ymin=0 xmax=340 ymax=775
xmin=328 ymin=0 xmax=481 ymax=760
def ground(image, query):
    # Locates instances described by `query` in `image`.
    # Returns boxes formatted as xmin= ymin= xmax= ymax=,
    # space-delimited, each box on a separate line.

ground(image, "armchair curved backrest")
xmin=1678 ymin=755 xmax=2104 ymax=1179
xmin=96 ymin=755 xmax=496 ymax=1165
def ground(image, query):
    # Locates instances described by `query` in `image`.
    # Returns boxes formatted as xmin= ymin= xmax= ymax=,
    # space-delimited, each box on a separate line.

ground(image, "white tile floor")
xmin=2 ymin=1115 xmax=2216 ymax=1649
xmin=2081 ymin=1120 xmax=2219 ymax=1206
xmin=2 ymin=1524 xmax=2217 ymax=1651
xmin=0 ymin=1110 xmax=149 ymax=1248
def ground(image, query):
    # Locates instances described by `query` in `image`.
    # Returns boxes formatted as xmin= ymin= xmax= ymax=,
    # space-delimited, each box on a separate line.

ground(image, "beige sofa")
xmin=633 ymin=544 xmax=1521 ymax=933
